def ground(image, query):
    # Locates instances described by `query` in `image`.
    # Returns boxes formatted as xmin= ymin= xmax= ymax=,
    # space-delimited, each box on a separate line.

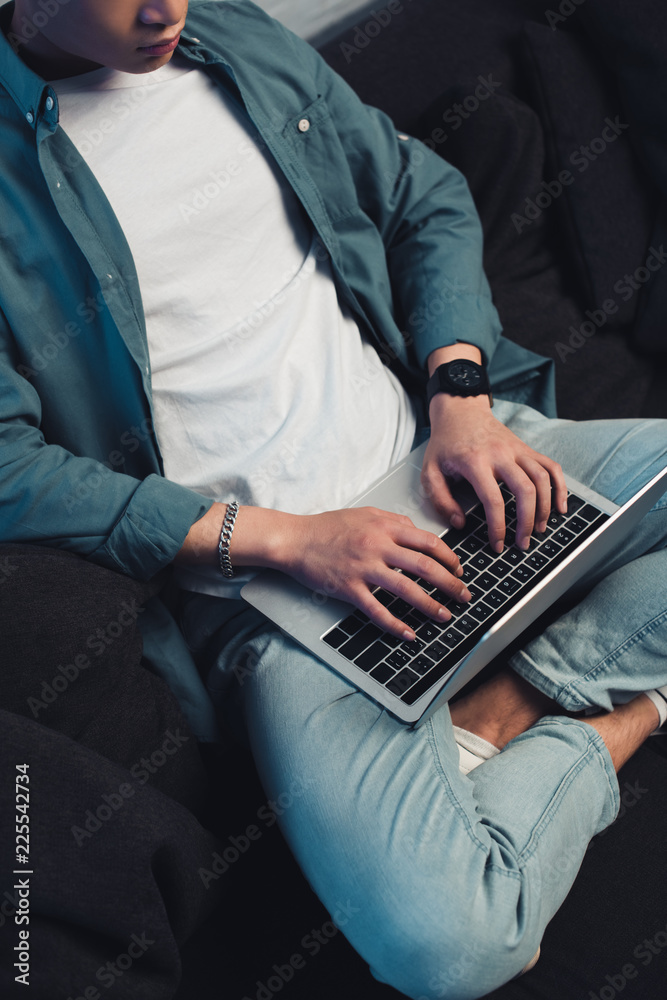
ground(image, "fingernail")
xmin=403 ymin=628 xmax=416 ymax=641
xmin=455 ymin=564 xmax=464 ymax=577
xmin=493 ymin=540 xmax=504 ymax=554
xmin=437 ymin=607 xmax=451 ymax=621
xmin=450 ymin=514 xmax=464 ymax=529
xmin=461 ymin=588 xmax=471 ymax=601
xmin=520 ymin=536 xmax=531 ymax=550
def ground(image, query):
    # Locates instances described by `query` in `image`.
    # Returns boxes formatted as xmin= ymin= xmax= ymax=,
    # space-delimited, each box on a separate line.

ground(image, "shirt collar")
xmin=0 ymin=2 xmax=58 ymax=131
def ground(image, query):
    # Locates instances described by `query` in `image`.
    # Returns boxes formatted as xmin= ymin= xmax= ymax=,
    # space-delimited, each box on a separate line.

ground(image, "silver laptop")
xmin=242 ymin=441 xmax=667 ymax=726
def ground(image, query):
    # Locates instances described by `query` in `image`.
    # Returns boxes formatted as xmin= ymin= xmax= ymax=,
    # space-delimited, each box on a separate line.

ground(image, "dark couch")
xmin=2 ymin=2 xmax=666 ymax=999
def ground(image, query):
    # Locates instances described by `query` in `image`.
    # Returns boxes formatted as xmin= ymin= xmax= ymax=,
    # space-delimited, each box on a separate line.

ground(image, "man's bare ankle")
xmin=450 ymin=669 xmax=561 ymax=749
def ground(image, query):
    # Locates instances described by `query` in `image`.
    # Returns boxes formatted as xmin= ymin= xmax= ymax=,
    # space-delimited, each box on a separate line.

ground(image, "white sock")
xmin=644 ymin=687 xmax=667 ymax=732
xmin=453 ymin=725 xmax=500 ymax=774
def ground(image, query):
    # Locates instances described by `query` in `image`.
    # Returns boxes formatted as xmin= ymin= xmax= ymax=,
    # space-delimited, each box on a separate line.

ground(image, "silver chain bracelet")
xmin=218 ymin=500 xmax=239 ymax=578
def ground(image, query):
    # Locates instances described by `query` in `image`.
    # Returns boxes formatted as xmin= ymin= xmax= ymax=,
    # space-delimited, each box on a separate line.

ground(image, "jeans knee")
xmin=367 ymin=907 xmax=540 ymax=1000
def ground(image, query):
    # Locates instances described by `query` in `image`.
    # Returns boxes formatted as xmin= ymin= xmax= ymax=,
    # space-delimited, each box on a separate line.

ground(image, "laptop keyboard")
xmin=322 ymin=487 xmax=609 ymax=706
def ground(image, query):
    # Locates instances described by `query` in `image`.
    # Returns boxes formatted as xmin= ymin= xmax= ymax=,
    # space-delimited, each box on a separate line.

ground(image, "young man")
xmin=0 ymin=1 xmax=666 ymax=996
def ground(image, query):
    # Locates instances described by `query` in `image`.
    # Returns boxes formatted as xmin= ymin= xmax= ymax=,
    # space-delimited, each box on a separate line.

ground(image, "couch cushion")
xmin=521 ymin=21 xmax=656 ymax=330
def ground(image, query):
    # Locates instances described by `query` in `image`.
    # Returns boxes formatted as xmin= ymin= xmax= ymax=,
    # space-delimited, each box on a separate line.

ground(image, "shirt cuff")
xmin=93 ymin=473 xmax=215 ymax=580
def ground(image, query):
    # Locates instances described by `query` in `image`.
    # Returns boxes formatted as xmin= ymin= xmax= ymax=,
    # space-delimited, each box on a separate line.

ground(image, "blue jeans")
xmin=178 ymin=401 xmax=667 ymax=999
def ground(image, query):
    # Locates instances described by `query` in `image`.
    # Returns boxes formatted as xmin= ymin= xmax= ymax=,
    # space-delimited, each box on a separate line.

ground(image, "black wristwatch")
xmin=426 ymin=359 xmax=493 ymax=408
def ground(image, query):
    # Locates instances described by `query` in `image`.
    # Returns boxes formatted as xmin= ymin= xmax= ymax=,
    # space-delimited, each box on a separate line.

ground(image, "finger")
xmin=354 ymin=588 xmax=419 ymax=641
xmin=392 ymin=524 xmax=463 ymax=577
xmin=464 ymin=468 xmax=507 ymax=553
xmin=517 ymin=459 xmax=554 ymax=535
xmin=546 ymin=458 xmax=568 ymax=516
xmin=357 ymin=569 xmax=470 ymax=640
xmin=503 ymin=469 xmax=537 ymax=550
xmin=421 ymin=461 xmax=466 ymax=529
xmin=380 ymin=559 xmax=471 ymax=614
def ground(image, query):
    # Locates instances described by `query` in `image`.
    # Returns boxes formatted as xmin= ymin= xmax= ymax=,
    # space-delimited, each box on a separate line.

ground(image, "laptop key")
xmin=426 ymin=640 xmax=449 ymax=660
xmin=431 ymin=588 xmax=452 ymax=605
xmin=440 ymin=627 xmax=465 ymax=648
xmin=526 ymin=551 xmax=547 ymax=571
xmin=499 ymin=576 xmax=521 ymax=596
xmin=453 ymin=615 xmax=476 ymax=635
xmin=568 ymin=515 xmax=588 ymax=534
xmin=356 ymin=641 xmax=392 ymax=672
xmin=338 ymin=614 xmax=366 ymax=635
xmin=417 ymin=621 xmax=441 ymax=643
xmin=445 ymin=599 xmax=469 ymax=616
xmin=440 ymin=527 xmax=468 ymax=549
xmin=582 ymin=505 xmax=608 ymax=524
xmin=553 ymin=527 xmax=575 ymax=546
xmin=488 ymin=559 xmax=512 ymax=578
xmin=547 ymin=511 xmax=565 ymax=530
xmin=460 ymin=535 xmax=485 ymax=555
xmin=323 ymin=628 xmax=347 ymax=649
xmin=371 ymin=662 xmax=396 ymax=684
xmin=469 ymin=602 xmax=493 ymax=622
xmin=400 ymin=637 xmax=425 ymax=654
xmin=386 ymin=667 xmax=419 ymax=696
xmin=387 ymin=649 xmax=411 ymax=670
xmin=538 ymin=539 xmax=561 ymax=559
xmin=389 ymin=598 xmax=412 ymax=618
xmin=566 ymin=494 xmax=585 ymax=515
xmin=339 ymin=623 xmax=383 ymax=659
xmin=469 ymin=551 xmax=493 ymax=572
xmin=513 ymin=564 xmax=536 ymax=583
xmin=483 ymin=588 xmax=508 ymax=609
xmin=404 ymin=610 xmax=427 ymax=629
xmin=411 ymin=654 xmax=435 ymax=675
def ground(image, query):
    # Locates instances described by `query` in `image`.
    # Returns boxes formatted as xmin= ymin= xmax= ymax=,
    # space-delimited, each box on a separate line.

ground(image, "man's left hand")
xmin=422 ymin=393 xmax=568 ymax=552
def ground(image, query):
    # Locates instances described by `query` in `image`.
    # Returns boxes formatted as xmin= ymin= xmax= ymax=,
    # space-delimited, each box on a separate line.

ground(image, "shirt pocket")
xmin=282 ymin=96 xmax=358 ymax=224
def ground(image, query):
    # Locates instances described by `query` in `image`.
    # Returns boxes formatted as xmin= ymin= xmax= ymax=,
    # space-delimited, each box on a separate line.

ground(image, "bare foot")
xmin=449 ymin=668 xmax=562 ymax=749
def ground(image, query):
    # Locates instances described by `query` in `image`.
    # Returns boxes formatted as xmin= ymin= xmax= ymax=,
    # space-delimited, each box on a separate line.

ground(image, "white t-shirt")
xmin=54 ymin=58 xmax=417 ymax=596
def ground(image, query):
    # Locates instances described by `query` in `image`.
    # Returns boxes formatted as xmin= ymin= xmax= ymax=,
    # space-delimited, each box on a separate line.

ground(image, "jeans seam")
xmin=485 ymin=863 xmax=522 ymax=881
xmin=516 ymin=723 xmax=618 ymax=865
xmin=426 ymin=717 xmax=490 ymax=855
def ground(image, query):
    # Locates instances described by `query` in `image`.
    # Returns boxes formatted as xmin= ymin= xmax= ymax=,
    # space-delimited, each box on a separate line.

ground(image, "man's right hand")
xmin=176 ymin=503 xmax=471 ymax=640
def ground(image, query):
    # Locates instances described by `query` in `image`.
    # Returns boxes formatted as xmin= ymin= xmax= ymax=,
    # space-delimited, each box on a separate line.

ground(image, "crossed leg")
xmin=185 ymin=401 xmax=667 ymax=999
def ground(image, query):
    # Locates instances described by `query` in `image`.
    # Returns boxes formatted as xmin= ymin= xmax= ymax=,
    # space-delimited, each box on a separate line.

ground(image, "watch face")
xmin=447 ymin=361 xmax=482 ymax=388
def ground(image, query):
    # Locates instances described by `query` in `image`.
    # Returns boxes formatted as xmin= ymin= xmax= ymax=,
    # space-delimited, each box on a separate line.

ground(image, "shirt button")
xmin=26 ymin=111 xmax=34 ymax=124
xmin=46 ymin=96 xmax=54 ymax=111
xmin=298 ymin=118 xmax=310 ymax=133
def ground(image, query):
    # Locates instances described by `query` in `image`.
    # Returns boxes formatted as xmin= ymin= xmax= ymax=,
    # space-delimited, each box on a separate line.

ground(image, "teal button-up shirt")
xmin=0 ymin=0 xmax=554 ymax=735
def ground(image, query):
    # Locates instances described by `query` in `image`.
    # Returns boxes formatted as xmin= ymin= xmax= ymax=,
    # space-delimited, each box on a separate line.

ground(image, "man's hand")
xmin=423 ymin=393 xmax=568 ymax=551
xmin=177 ymin=502 xmax=471 ymax=640
xmin=279 ymin=507 xmax=470 ymax=639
